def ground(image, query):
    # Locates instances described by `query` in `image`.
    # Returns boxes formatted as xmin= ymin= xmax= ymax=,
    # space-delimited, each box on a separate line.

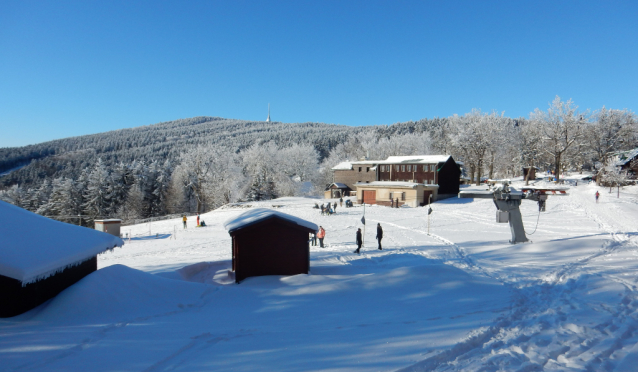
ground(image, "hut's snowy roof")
xmin=224 ymin=208 xmax=318 ymax=234
xmin=615 ymin=148 xmax=638 ymax=166
xmin=0 ymin=200 xmax=124 ymax=284
xmin=330 ymin=183 xmax=349 ymax=188
xmin=355 ymin=181 xmax=438 ymax=188
xmin=380 ymin=155 xmax=452 ymax=164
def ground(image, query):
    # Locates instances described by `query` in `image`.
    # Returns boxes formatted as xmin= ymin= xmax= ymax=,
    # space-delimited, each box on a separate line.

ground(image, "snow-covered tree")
xmin=531 ymin=96 xmax=585 ymax=182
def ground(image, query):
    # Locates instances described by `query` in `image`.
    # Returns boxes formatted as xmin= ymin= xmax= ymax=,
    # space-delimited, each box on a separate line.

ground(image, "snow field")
xmin=2 ymin=180 xmax=638 ymax=371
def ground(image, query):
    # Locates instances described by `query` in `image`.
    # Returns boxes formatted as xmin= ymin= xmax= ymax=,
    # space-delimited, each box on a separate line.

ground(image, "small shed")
xmin=224 ymin=208 xmax=318 ymax=283
xmin=523 ymin=166 xmax=539 ymax=181
xmin=324 ymin=183 xmax=352 ymax=199
xmin=95 ymin=219 xmax=122 ymax=237
xmin=0 ymin=200 xmax=123 ymax=317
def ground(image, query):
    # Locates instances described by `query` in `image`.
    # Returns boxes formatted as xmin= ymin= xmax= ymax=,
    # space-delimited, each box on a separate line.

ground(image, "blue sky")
xmin=1 ymin=1 xmax=636 ymax=148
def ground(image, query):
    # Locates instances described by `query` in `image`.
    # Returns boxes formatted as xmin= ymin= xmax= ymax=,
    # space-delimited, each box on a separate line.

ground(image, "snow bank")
xmin=0 ymin=200 xmax=123 ymax=284
xmin=223 ymin=207 xmax=318 ymax=233
xmin=29 ymin=264 xmax=207 ymax=324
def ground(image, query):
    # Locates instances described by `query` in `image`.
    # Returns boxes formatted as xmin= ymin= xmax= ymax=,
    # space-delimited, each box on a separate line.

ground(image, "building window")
xmin=423 ymin=165 xmax=427 ymax=172
xmin=430 ymin=165 xmax=435 ymax=172
xmin=401 ymin=165 xmax=405 ymax=172
xmin=389 ymin=192 xmax=393 ymax=200
xmin=407 ymin=165 xmax=411 ymax=171
xmin=401 ymin=192 xmax=406 ymax=201
xmin=366 ymin=167 xmax=370 ymax=172
xmin=359 ymin=167 xmax=362 ymax=172
xmin=395 ymin=165 xmax=400 ymax=172
xmin=380 ymin=165 xmax=385 ymax=172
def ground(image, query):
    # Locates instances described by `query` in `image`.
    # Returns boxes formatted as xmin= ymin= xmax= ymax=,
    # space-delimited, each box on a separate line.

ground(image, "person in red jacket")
xmin=317 ymin=226 xmax=326 ymax=248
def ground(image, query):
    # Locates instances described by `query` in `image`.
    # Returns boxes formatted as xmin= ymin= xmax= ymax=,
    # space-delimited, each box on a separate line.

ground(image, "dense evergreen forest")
xmin=1 ymin=97 xmax=636 ymax=225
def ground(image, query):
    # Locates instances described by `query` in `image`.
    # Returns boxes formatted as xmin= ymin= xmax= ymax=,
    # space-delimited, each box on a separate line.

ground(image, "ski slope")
xmin=2 ymin=179 xmax=638 ymax=371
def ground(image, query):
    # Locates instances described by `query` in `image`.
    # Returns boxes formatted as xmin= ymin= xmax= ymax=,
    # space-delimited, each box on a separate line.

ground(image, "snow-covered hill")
xmin=2 ymin=180 xmax=638 ymax=371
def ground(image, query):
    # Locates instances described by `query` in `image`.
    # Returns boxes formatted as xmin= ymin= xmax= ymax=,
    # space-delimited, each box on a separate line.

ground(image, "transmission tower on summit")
xmin=266 ymin=103 xmax=271 ymax=122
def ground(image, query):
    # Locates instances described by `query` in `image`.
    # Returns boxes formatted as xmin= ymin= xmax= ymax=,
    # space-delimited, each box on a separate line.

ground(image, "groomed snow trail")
xmin=398 ymin=182 xmax=638 ymax=372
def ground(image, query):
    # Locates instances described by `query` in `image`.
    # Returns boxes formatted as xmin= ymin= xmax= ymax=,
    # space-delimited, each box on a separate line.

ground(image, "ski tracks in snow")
xmin=394 ymin=188 xmax=638 ymax=371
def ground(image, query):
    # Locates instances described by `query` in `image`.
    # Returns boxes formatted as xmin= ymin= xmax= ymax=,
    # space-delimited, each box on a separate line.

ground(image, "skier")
xmin=339 ymin=197 xmax=343 ymax=207
xmin=376 ymin=223 xmax=383 ymax=250
xmin=595 ymin=191 xmax=600 ymax=203
xmin=317 ymin=226 xmax=326 ymax=248
xmin=197 ymin=214 xmax=200 ymax=227
xmin=182 ymin=215 xmax=187 ymax=229
xmin=354 ymin=228 xmax=363 ymax=254
xmin=333 ymin=201 xmax=337 ymax=213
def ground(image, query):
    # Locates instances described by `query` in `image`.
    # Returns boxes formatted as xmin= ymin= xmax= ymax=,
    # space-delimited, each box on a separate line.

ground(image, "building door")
xmin=362 ymin=190 xmax=377 ymax=204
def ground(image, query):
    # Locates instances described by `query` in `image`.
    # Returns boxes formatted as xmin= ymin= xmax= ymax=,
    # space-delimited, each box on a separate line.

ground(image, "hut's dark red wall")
xmin=0 ymin=257 xmax=97 ymax=318
xmin=232 ymin=219 xmax=310 ymax=283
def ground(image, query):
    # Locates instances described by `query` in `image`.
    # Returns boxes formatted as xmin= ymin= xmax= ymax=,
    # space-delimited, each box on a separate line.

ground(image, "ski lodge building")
xmin=224 ymin=208 xmax=317 ymax=283
xmin=0 ymin=200 xmax=123 ymax=317
xmin=328 ymin=155 xmax=462 ymax=207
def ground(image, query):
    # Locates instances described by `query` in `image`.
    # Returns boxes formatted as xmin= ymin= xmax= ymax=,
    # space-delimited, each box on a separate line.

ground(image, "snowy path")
xmin=2 ymin=183 xmax=638 ymax=371
xmin=399 ymin=183 xmax=638 ymax=371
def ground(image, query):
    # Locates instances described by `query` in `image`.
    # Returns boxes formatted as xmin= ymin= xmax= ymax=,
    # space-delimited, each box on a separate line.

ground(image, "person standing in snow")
xmin=376 ymin=223 xmax=383 ymax=250
xmin=333 ymin=201 xmax=337 ymax=213
xmin=182 ymin=215 xmax=187 ymax=229
xmin=317 ymin=226 xmax=326 ymax=248
xmin=391 ymin=198 xmax=394 ymax=208
xmin=320 ymin=204 xmax=325 ymax=215
xmin=595 ymin=191 xmax=600 ymax=203
xmin=197 ymin=214 xmax=200 ymax=227
xmin=310 ymin=232 xmax=317 ymax=246
xmin=340 ymin=197 xmax=343 ymax=207
xmin=395 ymin=197 xmax=399 ymax=208
xmin=354 ymin=228 xmax=363 ymax=254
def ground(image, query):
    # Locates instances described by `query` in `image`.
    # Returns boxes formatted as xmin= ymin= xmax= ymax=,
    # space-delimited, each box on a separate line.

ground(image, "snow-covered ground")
xmin=2 ymin=179 xmax=638 ymax=371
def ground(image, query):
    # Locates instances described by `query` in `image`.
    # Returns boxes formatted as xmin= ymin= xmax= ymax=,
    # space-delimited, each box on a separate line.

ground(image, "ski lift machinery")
xmin=458 ymin=180 xmax=568 ymax=244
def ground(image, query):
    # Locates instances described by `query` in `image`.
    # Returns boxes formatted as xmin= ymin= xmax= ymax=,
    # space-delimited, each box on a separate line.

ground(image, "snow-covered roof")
xmin=0 ymin=200 xmax=124 ymax=284
xmin=354 ymin=181 xmax=439 ymax=188
xmin=224 ymin=208 xmax=318 ymax=234
xmin=615 ymin=148 xmax=638 ymax=166
xmin=329 ymin=183 xmax=349 ymax=189
xmin=332 ymin=162 xmax=353 ymax=170
xmin=379 ymin=155 xmax=452 ymax=164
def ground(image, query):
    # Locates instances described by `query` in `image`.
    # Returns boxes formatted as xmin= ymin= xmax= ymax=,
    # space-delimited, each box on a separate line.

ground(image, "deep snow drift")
xmin=2 ymin=179 xmax=638 ymax=371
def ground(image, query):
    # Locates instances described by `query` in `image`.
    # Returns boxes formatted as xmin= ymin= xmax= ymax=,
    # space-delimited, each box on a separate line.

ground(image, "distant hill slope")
xmin=0 ymin=117 xmax=366 ymax=188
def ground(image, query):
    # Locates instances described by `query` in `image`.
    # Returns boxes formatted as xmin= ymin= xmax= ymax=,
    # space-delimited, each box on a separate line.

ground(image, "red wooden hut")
xmin=224 ymin=208 xmax=318 ymax=283
xmin=0 ymin=200 xmax=123 ymax=317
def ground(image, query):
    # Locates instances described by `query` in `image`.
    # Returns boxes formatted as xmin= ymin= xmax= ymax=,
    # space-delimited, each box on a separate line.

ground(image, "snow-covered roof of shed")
xmin=329 ymin=183 xmax=349 ymax=188
xmin=355 ymin=181 xmax=438 ymax=188
xmin=224 ymin=208 xmax=318 ymax=234
xmin=0 ymin=200 xmax=124 ymax=284
xmin=615 ymin=148 xmax=638 ymax=166
xmin=332 ymin=162 xmax=353 ymax=170
xmin=379 ymin=155 xmax=452 ymax=164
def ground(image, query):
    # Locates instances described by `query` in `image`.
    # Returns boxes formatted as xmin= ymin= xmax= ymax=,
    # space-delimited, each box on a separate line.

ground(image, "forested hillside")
xmin=0 ymin=117 xmax=367 ymax=188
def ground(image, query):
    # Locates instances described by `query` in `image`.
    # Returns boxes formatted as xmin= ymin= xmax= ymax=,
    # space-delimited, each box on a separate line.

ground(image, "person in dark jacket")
xmin=354 ymin=228 xmax=363 ymax=254
xmin=376 ymin=223 xmax=383 ymax=250
xmin=321 ymin=203 xmax=325 ymax=215
xmin=333 ymin=201 xmax=337 ymax=213
xmin=340 ymin=197 xmax=343 ymax=207
xmin=395 ymin=197 xmax=399 ymax=208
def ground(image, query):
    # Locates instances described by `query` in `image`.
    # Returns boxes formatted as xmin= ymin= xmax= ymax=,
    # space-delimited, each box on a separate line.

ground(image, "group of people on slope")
xmin=320 ymin=202 xmax=338 ymax=215
xmin=311 ymin=223 xmax=383 ymax=254
xmin=181 ymin=214 xmax=206 ymax=229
